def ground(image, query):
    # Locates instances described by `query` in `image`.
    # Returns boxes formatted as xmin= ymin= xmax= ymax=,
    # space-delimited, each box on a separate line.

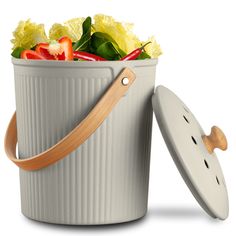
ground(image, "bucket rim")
xmin=12 ymin=57 xmax=158 ymax=68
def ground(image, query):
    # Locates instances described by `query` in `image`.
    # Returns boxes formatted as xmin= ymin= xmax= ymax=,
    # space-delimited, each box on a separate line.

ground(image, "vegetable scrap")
xmin=11 ymin=15 xmax=162 ymax=61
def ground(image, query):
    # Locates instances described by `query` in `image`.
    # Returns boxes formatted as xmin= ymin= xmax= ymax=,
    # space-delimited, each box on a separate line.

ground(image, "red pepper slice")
xmin=58 ymin=36 xmax=73 ymax=61
xmin=35 ymin=43 xmax=56 ymax=60
xmin=21 ymin=50 xmax=46 ymax=60
xmin=35 ymin=36 xmax=73 ymax=61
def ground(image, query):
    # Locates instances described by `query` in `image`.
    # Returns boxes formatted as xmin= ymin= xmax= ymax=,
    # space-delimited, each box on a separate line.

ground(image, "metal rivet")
xmin=122 ymin=77 xmax=129 ymax=86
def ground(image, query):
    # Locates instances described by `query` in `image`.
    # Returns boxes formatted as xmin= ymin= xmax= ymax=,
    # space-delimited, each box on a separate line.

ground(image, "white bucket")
xmin=7 ymin=58 xmax=157 ymax=225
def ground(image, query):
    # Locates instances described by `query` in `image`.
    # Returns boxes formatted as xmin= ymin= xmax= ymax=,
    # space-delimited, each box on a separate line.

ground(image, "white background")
xmin=0 ymin=0 xmax=235 ymax=235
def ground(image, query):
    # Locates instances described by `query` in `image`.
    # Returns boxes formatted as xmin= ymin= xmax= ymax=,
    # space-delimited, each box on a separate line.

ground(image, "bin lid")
xmin=152 ymin=86 xmax=229 ymax=220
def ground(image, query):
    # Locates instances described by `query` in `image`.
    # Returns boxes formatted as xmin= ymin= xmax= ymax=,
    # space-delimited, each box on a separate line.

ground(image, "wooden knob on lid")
xmin=202 ymin=126 xmax=228 ymax=154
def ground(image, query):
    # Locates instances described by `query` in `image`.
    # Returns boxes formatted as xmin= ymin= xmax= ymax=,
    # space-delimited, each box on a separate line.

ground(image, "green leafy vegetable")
xmin=11 ymin=47 xmax=25 ymax=58
xmin=137 ymin=51 xmax=151 ymax=60
xmin=91 ymin=32 xmax=116 ymax=50
xmin=96 ymin=41 xmax=122 ymax=60
xmin=91 ymin=32 xmax=126 ymax=59
xmin=112 ymin=43 xmax=126 ymax=58
xmin=73 ymin=16 xmax=92 ymax=51
xmin=11 ymin=16 xmax=158 ymax=61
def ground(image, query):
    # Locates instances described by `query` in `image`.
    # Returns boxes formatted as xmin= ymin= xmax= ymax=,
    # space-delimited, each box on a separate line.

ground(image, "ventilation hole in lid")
xmin=216 ymin=176 xmax=220 ymax=185
xmin=204 ymin=159 xmax=209 ymax=169
xmin=183 ymin=115 xmax=189 ymax=123
xmin=191 ymin=136 xmax=197 ymax=145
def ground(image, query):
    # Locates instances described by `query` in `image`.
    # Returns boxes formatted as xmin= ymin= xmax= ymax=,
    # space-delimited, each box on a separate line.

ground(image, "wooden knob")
xmin=202 ymin=126 xmax=228 ymax=154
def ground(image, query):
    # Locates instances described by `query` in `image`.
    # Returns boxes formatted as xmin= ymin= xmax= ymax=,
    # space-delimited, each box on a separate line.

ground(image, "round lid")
xmin=152 ymin=86 xmax=229 ymax=220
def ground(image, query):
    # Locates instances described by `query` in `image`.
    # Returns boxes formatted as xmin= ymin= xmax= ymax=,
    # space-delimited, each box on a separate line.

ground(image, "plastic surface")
xmin=13 ymin=58 xmax=157 ymax=225
xmin=152 ymin=86 xmax=229 ymax=220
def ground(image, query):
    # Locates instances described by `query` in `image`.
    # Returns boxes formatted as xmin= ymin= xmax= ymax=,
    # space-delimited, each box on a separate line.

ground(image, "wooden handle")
xmin=4 ymin=68 xmax=136 ymax=171
xmin=202 ymin=126 xmax=228 ymax=154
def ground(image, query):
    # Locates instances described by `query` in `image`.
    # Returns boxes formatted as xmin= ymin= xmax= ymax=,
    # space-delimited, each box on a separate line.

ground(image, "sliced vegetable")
xmin=73 ymin=51 xmax=106 ymax=61
xmin=58 ymin=36 xmax=73 ymax=60
xmin=36 ymin=43 xmax=55 ymax=60
xmin=35 ymin=36 xmax=73 ymax=60
xmin=120 ymin=42 xmax=151 ymax=61
xmin=11 ymin=16 xmax=160 ymax=61
xmin=21 ymin=50 xmax=46 ymax=60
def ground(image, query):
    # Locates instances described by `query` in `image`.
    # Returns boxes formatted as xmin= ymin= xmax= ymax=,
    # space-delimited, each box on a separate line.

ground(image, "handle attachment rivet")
xmin=122 ymin=77 xmax=129 ymax=86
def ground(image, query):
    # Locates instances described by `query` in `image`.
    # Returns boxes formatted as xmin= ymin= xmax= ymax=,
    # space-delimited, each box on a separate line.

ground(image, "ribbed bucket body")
xmin=13 ymin=59 xmax=157 ymax=225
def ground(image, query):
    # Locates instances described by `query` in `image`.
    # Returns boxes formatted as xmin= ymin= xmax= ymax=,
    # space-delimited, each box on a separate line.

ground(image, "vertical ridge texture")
xmin=13 ymin=62 xmax=157 ymax=225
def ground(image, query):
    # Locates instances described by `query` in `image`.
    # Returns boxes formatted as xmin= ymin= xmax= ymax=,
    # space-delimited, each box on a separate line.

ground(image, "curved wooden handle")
xmin=4 ymin=68 xmax=136 ymax=171
xmin=202 ymin=126 xmax=228 ymax=154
